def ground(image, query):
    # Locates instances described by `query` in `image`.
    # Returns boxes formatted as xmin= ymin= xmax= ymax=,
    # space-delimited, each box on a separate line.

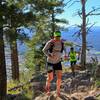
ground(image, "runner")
xmin=42 ymin=31 xmax=67 ymax=96
xmin=68 ymin=47 xmax=80 ymax=77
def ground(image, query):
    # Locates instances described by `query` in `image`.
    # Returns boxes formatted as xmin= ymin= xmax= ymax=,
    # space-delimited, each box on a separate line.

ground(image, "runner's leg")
xmin=56 ymin=70 xmax=62 ymax=96
xmin=45 ymin=72 xmax=53 ymax=95
xmin=71 ymin=61 xmax=75 ymax=77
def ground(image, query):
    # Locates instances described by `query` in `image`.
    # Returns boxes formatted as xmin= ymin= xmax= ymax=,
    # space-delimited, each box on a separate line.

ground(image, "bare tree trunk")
xmin=10 ymin=40 xmax=19 ymax=81
xmin=0 ymin=27 xmax=7 ymax=100
xmin=52 ymin=9 xmax=55 ymax=32
xmin=51 ymin=7 xmax=55 ymax=37
xmin=81 ymin=0 xmax=87 ymax=69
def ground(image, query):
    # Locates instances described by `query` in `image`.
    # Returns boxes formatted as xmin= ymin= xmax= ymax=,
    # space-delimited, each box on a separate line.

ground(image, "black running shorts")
xmin=70 ymin=61 xmax=76 ymax=66
xmin=46 ymin=62 xmax=62 ymax=73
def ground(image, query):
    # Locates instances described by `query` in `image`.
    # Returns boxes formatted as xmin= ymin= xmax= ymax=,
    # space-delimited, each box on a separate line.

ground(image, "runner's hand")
xmin=48 ymin=53 xmax=53 ymax=57
xmin=64 ymin=55 xmax=68 ymax=61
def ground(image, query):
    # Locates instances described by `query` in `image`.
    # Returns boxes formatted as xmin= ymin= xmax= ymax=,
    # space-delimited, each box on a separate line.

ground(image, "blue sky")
xmin=57 ymin=0 xmax=100 ymax=26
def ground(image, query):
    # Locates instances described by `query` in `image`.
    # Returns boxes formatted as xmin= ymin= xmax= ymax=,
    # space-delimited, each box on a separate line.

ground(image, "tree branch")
xmin=88 ymin=13 xmax=100 ymax=16
xmin=64 ymin=0 xmax=73 ymax=6
xmin=77 ymin=10 xmax=82 ymax=19
xmin=68 ymin=0 xmax=80 ymax=8
xmin=72 ymin=28 xmax=82 ymax=40
xmin=64 ymin=0 xmax=79 ymax=8
xmin=86 ymin=7 xmax=100 ymax=17
xmin=86 ymin=23 xmax=96 ymax=34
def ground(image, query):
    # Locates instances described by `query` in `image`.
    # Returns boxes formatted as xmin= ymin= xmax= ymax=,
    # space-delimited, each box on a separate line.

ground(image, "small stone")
xmin=84 ymin=96 xmax=96 ymax=100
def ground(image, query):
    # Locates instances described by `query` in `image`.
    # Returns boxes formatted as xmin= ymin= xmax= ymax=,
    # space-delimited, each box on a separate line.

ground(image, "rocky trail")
xmin=33 ymin=71 xmax=100 ymax=100
xmin=7 ymin=66 xmax=100 ymax=100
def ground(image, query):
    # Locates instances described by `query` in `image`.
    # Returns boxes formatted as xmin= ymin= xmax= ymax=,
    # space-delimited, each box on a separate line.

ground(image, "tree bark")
xmin=10 ymin=40 xmax=19 ymax=81
xmin=0 ymin=27 xmax=7 ymax=100
xmin=51 ymin=7 xmax=55 ymax=37
xmin=81 ymin=0 xmax=87 ymax=69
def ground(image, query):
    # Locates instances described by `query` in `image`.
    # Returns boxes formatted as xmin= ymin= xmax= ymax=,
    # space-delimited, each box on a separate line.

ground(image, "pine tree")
xmin=0 ymin=1 xmax=7 ymax=99
xmin=25 ymin=0 xmax=67 ymax=70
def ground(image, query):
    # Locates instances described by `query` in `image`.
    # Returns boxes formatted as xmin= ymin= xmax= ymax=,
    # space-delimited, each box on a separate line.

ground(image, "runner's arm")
xmin=42 ymin=41 xmax=51 ymax=57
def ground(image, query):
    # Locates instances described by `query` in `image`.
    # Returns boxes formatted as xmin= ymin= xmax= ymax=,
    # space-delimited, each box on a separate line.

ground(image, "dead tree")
xmin=65 ymin=0 xmax=100 ymax=69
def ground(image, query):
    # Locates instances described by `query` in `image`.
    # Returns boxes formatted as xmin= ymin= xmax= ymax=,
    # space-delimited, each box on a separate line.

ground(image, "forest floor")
xmin=7 ymin=67 xmax=100 ymax=100
xmin=33 ymin=70 xmax=100 ymax=100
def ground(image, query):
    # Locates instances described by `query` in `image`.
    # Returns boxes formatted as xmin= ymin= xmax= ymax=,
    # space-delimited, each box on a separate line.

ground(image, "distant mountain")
xmin=61 ymin=26 xmax=100 ymax=51
xmin=17 ymin=26 xmax=100 ymax=54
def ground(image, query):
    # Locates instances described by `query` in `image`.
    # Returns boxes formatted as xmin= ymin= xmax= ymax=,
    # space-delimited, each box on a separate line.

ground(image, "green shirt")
xmin=69 ymin=51 xmax=77 ymax=62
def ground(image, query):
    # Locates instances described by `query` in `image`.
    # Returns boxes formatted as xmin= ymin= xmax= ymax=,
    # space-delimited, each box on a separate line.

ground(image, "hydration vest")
xmin=49 ymin=39 xmax=64 ymax=53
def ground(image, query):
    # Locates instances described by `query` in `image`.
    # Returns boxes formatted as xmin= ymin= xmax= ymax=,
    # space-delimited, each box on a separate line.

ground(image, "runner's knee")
xmin=47 ymin=73 xmax=53 ymax=81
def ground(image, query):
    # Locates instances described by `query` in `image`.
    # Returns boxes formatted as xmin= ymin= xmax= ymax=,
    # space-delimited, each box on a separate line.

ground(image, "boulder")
xmin=95 ymin=65 xmax=100 ymax=78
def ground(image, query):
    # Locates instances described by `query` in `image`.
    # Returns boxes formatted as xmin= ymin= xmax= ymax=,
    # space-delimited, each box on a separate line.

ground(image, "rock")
xmin=71 ymin=96 xmax=78 ymax=100
xmin=84 ymin=96 xmax=96 ymax=100
xmin=71 ymin=92 xmax=86 ymax=100
xmin=34 ymin=95 xmax=48 ymax=100
xmin=77 ymin=86 xmax=87 ymax=92
xmin=48 ymin=94 xmax=55 ymax=100
xmin=70 ymin=78 xmax=79 ymax=89
xmin=95 ymin=64 xmax=100 ymax=78
xmin=86 ymin=63 xmax=93 ymax=71
xmin=74 ymin=64 xmax=82 ymax=71
xmin=34 ymin=91 xmax=71 ymax=100
xmin=78 ymin=80 xmax=93 ymax=87
xmin=7 ymin=94 xmax=17 ymax=100
xmin=7 ymin=94 xmax=26 ymax=100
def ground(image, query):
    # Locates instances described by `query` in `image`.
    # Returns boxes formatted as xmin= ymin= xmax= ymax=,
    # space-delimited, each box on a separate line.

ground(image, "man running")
xmin=42 ymin=31 xmax=67 ymax=96
xmin=68 ymin=47 xmax=79 ymax=77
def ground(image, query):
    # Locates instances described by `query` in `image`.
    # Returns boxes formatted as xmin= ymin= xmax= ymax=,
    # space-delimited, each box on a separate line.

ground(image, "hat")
xmin=70 ymin=47 xmax=74 ymax=50
xmin=54 ymin=31 xmax=61 ymax=37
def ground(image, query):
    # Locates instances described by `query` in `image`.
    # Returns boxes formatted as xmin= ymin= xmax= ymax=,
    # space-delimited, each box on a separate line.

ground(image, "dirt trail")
xmin=34 ymin=71 xmax=100 ymax=100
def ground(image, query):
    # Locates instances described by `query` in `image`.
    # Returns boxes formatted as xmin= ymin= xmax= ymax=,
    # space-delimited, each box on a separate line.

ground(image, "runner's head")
xmin=54 ymin=31 xmax=61 ymax=37
xmin=70 ymin=47 xmax=74 ymax=51
xmin=53 ymin=31 xmax=61 ymax=40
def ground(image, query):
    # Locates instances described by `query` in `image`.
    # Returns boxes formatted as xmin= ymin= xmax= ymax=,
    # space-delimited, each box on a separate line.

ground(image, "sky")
xmin=57 ymin=0 xmax=100 ymax=27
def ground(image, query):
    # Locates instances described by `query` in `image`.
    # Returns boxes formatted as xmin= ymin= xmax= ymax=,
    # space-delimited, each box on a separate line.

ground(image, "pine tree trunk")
xmin=51 ymin=7 xmax=55 ymax=37
xmin=81 ymin=0 xmax=86 ymax=69
xmin=52 ymin=10 xmax=55 ymax=33
xmin=10 ymin=40 xmax=19 ymax=81
xmin=0 ymin=27 xmax=7 ymax=100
